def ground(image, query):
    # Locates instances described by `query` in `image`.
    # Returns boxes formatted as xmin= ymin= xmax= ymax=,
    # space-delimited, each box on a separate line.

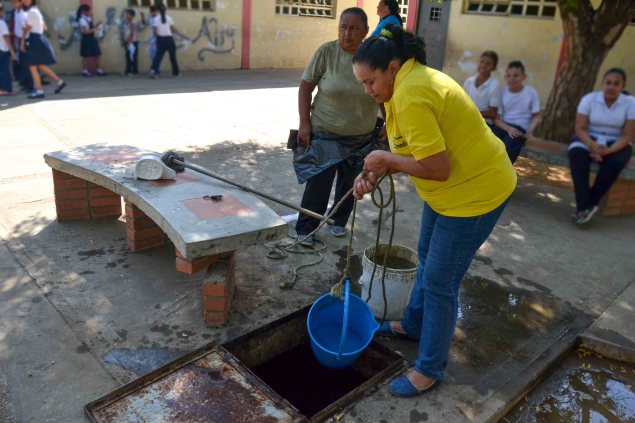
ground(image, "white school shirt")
xmin=152 ymin=15 xmax=174 ymax=36
xmin=14 ymin=10 xmax=26 ymax=38
xmin=25 ymin=7 xmax=45 ymax=35
xmin=463 ymin=74 xmax=500 ymax=124
xmin=0 ymin=21 xmax=9 ymax=52
xmin=569 ymin=92 xmax=635 ymax=150
xmin=124 ymin=21 xmax=137 ymax=42
xmin=79 ymin=15 xmax=92 ymax=31
xmin=498 ymin=85 xmax=540 ymax=130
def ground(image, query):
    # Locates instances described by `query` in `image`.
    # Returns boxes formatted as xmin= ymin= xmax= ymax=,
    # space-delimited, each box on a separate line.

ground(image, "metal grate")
xmin=464 ymin=0 xmax=557 ymax=19
xmin=275 ymin=0 xmax=337 ymax=19
xmin=128 ymin=0 xmax=216 ymax=12
xmin=397 ymin=0 xmax=409 ymax=25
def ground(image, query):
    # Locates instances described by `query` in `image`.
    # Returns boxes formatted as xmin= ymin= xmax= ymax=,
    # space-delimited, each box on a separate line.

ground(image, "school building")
xmin=6 ymin=0 xmax=635 ymax=98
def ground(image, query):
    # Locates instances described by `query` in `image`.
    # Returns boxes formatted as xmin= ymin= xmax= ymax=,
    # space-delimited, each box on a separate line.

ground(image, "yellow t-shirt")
xmin=385 ymin=59 xmax=517 ymax=217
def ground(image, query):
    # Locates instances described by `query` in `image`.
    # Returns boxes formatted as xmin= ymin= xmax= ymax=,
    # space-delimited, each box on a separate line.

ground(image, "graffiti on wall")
xmin=54 ymin=6 xmax=236 ymax=61
xmin=190 ymin=17 xmax=236 ymax=61
xmin=57 ymin=7 xmax=118 ymax=51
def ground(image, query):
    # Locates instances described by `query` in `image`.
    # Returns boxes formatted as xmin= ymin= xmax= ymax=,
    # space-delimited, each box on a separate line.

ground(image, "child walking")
xmin=463 ymin=50 xmax=500 ymax=128
xmin=149 ymin=3 xmax=179 ymax=78
xmin=10 ymin=0 xmax=32 ymax=92
xmin=20 ymin=0 xmax=65 ymax=98
xmin=494 ymin=60 xmax=541 ymax=163
xmin=77 ymin=4 xmax=105 ymax=76
xmin=122 ymin=9 xmax=138 ymax=75
xmin=0 ymin=3 xmax=17 ymax=95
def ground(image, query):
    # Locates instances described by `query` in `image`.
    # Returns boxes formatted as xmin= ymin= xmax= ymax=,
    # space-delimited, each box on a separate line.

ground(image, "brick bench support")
xmin=124 ymin=199 xmax=165 ymax=252
xmin=52 ymin=169 xmax=121 ymax=222
xmin=202 ymin=252 xmax=236 ymax=326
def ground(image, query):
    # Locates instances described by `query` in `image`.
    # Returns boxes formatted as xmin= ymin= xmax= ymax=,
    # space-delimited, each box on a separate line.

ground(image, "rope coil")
xmin=267 ymin=171 xmax=397 ymax=326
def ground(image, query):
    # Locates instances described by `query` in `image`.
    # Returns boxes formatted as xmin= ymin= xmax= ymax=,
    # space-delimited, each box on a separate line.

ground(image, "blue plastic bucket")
xmin=307 ymin=281 xmax=380 ymax=369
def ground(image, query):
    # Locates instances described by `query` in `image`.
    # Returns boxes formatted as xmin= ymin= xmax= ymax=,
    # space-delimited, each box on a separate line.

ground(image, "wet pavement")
xmin=0 ymin=71 xmax=634 ymax=422
xmin=504 ymin=347 xmax=635 ymax=422
xmin=373 ymin=274 xmax=594 ymax=401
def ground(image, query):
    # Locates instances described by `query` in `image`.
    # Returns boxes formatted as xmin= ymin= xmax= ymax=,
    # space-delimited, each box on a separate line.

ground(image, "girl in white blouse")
xmin=568 ymin=68 xmax=635 ymax=225
xmin=20 ymin=0 xmax=65 ymax=98
xmin=149 ymin=3 xmax=179 ymax=78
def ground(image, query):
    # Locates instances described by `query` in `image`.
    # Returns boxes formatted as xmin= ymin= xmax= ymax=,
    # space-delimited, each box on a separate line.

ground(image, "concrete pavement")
xmin=0 ymin=71 xmax=634 ymax=422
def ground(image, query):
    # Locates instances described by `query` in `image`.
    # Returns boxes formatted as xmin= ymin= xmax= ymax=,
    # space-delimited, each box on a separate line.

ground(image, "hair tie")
xmin=380 ymin=29 xmax=393 ymax=40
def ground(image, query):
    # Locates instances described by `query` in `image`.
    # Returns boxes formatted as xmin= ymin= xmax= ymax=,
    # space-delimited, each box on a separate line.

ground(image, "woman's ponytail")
xmin=390 ymin=25 xmax=426 ymax=65
xmin=353 ymin=24 xmax=426 ymax=70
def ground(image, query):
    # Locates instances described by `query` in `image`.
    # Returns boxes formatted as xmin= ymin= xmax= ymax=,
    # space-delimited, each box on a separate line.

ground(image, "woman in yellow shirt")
xmin=352 ymin=25 xmax=516 ymax=397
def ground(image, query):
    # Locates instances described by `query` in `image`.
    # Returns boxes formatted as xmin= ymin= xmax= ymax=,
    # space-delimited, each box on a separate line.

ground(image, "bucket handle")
xmin=336 ymin=279 xmax=350 ymax=360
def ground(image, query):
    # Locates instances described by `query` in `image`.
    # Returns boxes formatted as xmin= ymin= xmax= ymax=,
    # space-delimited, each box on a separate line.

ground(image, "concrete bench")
xmin=44 ymin=144 xmax=287 ymax=325
xmin=518 ymin=139 xmax=635 ymax=216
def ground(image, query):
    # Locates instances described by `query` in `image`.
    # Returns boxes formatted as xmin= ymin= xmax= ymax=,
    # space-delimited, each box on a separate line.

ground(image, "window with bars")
xmin=128 ymin=0 xmax=216 ymax=12
xmin=397 ymin=0 xmax=409 ymax=24
xmin=429 ymin=7 xmax=441 ymax=22
xmin=275 ymin=0 xmax=336 ymax=18
xmin=464 ymin=0 xmax=558 ymax=19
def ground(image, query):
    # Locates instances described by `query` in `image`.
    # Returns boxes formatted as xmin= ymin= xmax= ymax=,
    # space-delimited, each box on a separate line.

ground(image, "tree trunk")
xmin=537 ymin=0 xmax=635 ymax=143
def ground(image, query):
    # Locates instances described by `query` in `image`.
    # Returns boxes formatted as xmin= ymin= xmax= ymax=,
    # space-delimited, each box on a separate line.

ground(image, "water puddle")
xmin=383 ymin=275 xmax=592 ymax=392
xmin=103 ymin=347 xmax=188 ymax=377
xmin=504 ymin=347 xmax=635 ymax=422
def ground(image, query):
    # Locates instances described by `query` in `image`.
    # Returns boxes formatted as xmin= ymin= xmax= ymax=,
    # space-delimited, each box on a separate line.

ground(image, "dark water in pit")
xmin=504 ymin=347 xmax=635 ymax=423
xmin=251 ymin=342 xmax=368 ymax=418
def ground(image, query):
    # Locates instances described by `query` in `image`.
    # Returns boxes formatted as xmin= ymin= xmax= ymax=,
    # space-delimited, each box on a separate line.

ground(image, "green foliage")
xmin=561 ymin=0 xmax=584 ymax=13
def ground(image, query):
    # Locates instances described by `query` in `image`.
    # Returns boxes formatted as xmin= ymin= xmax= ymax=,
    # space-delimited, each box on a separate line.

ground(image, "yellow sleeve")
xmin=395 ymin=95 xmax=447 ymax=161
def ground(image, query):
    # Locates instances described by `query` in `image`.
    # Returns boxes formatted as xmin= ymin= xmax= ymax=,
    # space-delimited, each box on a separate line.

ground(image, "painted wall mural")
xmin=55 ymin=6 xmax=236 ymax=61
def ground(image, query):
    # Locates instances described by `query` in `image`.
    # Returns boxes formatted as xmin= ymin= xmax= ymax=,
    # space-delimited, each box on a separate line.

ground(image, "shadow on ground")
xmin=2 ymin=140 xmax=635 ymax=421
xmin=0 ymin=70 xmax=302 ymax=111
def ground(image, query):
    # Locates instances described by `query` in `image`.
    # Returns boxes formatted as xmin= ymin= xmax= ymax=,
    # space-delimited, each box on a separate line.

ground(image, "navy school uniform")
xmin=23 ymin=7 xmax=56 ymax=67
xmin=79 ymin=16 xmax=101 ymax=58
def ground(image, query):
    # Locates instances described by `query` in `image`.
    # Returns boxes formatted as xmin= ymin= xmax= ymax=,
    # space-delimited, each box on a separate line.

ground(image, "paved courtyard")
xmin=0 ymin=71 xmax=634 ymax=422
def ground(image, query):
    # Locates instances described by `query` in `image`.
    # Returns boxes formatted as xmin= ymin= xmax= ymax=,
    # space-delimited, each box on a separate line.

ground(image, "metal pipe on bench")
xmin=170 ymin=158 xmax=335 ymax=225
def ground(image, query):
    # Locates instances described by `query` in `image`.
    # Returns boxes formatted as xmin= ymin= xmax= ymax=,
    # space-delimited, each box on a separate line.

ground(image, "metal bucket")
xmin=360 ymin=244 xmax=418 ymax=321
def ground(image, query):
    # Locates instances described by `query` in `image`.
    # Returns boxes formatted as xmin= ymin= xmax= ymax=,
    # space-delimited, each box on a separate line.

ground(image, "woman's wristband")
xmin=586 ymin=140 xmax=594 ymax=148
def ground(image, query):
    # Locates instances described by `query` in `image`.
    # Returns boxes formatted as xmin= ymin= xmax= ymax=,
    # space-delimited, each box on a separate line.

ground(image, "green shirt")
xmin=302 ymin=40 xmax=378 ymax=136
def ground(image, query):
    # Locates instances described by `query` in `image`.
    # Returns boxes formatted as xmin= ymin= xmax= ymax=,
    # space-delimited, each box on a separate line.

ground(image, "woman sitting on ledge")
xmin=568 ymin=68 xmax=635 ymax=225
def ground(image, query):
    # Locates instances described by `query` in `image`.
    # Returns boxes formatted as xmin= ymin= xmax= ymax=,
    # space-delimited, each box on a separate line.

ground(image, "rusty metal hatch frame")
xmin=85 ymin=305 xmax=406 ymax=422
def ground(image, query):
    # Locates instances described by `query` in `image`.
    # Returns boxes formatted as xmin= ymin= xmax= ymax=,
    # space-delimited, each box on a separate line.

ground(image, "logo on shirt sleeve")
xmin=392 ymin=136 xmax=408 ymax=149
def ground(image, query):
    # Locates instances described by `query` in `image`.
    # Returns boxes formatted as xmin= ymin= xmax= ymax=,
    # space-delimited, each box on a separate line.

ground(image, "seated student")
xmin=493 ymin=60 xmax=541 ymax=163
xmin=463 ymin=50 xmax=500 ymax=128
xmin=568 ymin=68 xmax=635 ymax=225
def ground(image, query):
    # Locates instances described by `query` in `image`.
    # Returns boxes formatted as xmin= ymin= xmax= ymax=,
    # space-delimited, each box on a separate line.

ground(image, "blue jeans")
xmin=401 ymin=199 xmax=509 ymax=381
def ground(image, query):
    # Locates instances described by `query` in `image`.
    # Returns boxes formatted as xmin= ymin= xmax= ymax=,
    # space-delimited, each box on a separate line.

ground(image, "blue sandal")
xmin=388 ymin=373 xmax=441 ymax=397
xmin=376 ymin=321 xmax=418 ymax=341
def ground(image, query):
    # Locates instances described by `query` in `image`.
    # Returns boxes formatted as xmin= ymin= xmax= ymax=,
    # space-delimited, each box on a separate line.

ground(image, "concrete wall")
xmin=33 ymin=0 xmax=381 ymax=74
xmin=441 ymin=3 xmax=635 ymax=101
xmin=40 ymin=0 xmax=241 ymax=74
xmin=249 ymin=1 xmax=380 ymax=69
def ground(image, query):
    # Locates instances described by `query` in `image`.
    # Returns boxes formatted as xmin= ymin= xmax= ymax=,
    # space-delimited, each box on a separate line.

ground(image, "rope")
xmin=267 ymin=189 xmax=354 ymax=289
xmin=268 ymin=171 xmax=398 ymax=327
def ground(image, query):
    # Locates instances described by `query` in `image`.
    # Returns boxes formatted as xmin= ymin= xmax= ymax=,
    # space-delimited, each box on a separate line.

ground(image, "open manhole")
xmin=85 ymin=305 xmax=406 ymax=422
xmin=503 ymin=343 xmax=635 ymax=422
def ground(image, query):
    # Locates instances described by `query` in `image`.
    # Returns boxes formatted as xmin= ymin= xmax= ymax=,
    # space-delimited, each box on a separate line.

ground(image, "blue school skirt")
xmin=80 ymin=34 xmax=101 ymax=58
xmin=24 ymin=33 xmax=57 ymax=66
